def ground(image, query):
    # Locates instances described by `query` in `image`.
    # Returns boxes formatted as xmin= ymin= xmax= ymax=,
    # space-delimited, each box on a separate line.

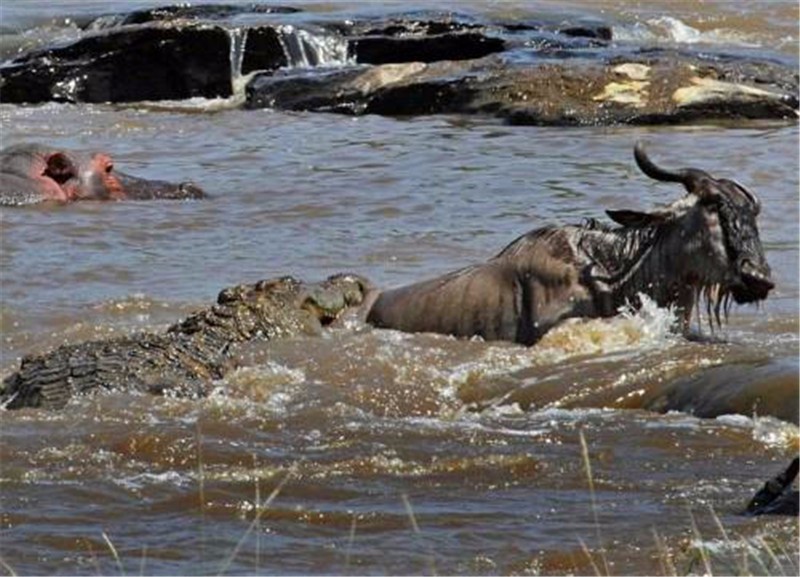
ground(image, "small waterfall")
xmin=276 ymin=24 xmax=352 ymax=68
xmin=228 ymin=26 xmax=251 ymax=98
xmin=163 ymin=24 xmax=352 ymax=112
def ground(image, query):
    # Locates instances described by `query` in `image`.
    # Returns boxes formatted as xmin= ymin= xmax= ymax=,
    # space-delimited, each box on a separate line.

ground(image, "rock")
xmin=245 ymin=61 xmax=478 ymax=115
xmin=350 ymin=32 xmax=505 ymax=65
xmin=0 ymin=21 xmax=294 ymax=104
xmin=353 ymin=18 xmax=484 ymax=37
xmin=0 ymin=23 xmax=234 ymax=103
xmin=246 ymin=56 xmax=798 ymax=125
xmin=557 ymin=25 xmax=613 ymax=41
xmin=1 ymin=4 xmax=797 ymax=125
xmin=245 ymin=67 xmax=366 ymax=112
xmin=84 ymin=4 xmax=302 ymax=30
xmin=241 ymin=26 xmax=288 ymax=74
xmin=672 ymin=76 xmax=798 ymax=118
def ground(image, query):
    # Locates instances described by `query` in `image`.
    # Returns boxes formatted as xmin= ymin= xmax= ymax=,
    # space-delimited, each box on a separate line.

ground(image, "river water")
xmin=0 ymin=1 xmax=798 ymax=575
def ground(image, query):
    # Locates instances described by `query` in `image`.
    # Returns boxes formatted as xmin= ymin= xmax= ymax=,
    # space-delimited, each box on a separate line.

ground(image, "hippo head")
xmin=0 ymin=143 xmax=205 ymax=203
xmin=42 ymin=148 xmax=205 ymax=201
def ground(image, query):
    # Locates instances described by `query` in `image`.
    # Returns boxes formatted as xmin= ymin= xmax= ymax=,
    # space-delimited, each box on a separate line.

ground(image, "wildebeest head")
xmin=606 ymin=142 xmax=773 ymax=325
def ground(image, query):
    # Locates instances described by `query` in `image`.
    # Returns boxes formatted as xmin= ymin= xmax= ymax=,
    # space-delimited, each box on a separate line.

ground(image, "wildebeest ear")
xmin=606 ymin=209 xmax=666 ymax=228
xmin=43 ymin=152 xmax=77 ymax=185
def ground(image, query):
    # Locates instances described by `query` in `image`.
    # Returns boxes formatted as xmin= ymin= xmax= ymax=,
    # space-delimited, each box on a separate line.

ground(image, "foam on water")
xmin=115 ymin=470 xmax=192 ymax=492
xmin=614 ymin=16 xmax=764 ymax=48
xmin=219 ymin=362 xmax=307 ymax=409
xmin=437 ymin=294 xmax=679 ymax=401
xmin=709 ymin=414 xmax=799 ymax=450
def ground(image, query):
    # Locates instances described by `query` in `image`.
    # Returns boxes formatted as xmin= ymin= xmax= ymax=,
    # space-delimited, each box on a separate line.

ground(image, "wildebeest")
xmin=746 ymin=457 xmax=799 ymax=516
xmin=366 ymin=142 xmax=774 ymax=344
xmin=0 ymin=143 xmax=204 ymax=205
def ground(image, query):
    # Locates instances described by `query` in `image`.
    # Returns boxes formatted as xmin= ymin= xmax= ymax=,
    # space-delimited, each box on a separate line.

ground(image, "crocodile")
xmin=1 ymin=273 xmax=371 ymax=410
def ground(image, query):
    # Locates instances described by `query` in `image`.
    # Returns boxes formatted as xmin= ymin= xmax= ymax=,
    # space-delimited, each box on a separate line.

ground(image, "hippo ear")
xmin=43 ymin=152 xmax=77 ymax=185
xmin=606 ymin=209 xmax=667 ymax=228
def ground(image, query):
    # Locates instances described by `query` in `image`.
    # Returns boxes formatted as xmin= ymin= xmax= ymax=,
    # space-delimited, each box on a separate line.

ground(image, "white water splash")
xmin=221 ymin=361 xmax=307 ymax=408
xmin=614 ymin=16 xmax=763 ymax=48
xmin=115 ymin=470 xmax=192 ymax=491
xmin=616 ymin=293 xmax=679 ymax=344
xmin=714 ymin=413 xmax=799 ymax=450
xmin=435 ymin=294 xmax=679 ymax=402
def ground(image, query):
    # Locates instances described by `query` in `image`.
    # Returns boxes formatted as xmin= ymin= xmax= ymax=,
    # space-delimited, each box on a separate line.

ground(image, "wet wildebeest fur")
xmin=0 ymin=143 xmax=204 ymax=205
xmin=366 ymin=142 xmax=774 ymax=345
xmin=746 ymin=457 xmax=799 ymax=516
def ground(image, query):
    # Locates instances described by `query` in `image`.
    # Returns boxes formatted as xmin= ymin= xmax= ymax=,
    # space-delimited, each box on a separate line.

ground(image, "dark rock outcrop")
xmin=350 ymin=32 xmax=505 ymax=65
xmin=245 ymin=62 xmax=477 ymax=115
xmin=0 ymin=274 xmax=371 ymax=410
xmin=84 ymin=3 xmax=301 ymax=30
xmin=241 ymin=26 xmax=288 ymax=75
xmin=246 ymin=56 xmax=798 ymax=124
xmin=1 ymin=4 xmax=797 ymax=125
xmin=1 ymin=24 xmax=234 ymax=103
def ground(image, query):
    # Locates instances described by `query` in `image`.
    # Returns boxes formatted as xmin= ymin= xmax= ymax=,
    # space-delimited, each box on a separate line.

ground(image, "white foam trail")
xmin=613 ymin=16 xmax=762 ymax=48
xmin=436 ymin=294 xmax=679 ymax=403
xmin=115 ymin=471 xmax=191 ymax=491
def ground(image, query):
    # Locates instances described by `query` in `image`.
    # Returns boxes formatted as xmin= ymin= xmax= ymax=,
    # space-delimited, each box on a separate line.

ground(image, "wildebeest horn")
xmin=731 ymin=180 xmax=762 ymax=215
xmin=634 ymin=141 xmax=710 ymax=195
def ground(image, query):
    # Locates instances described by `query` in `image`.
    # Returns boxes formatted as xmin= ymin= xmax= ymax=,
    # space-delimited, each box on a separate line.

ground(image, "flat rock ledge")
xmin=0 ymin=4 xmax=797 ymax=126
xmin=246 ymin=57 xmax=798 ymax=125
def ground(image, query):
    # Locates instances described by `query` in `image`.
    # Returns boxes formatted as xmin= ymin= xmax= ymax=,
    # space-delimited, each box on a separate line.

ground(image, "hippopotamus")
xmin=365 ymin=142 xmax=773 ymax=345
xmin=0 ymin=143 xmax=205 ymax=205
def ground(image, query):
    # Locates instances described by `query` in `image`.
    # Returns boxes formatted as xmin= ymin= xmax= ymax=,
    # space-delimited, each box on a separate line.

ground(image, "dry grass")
xmin=576 ymin=429 xmax=797 ymax=577
xmin=2 ymin=427 xmax=794 ymax=576
xmin=579 ymin=429 xmax=610 ymax=576
xmin=102 ymin=531 xmax=124 ymax=576
xmin=217 ymin=463 xmax=297 ymax=576
xmin=402 ymin=493 xmax=439 ymax=576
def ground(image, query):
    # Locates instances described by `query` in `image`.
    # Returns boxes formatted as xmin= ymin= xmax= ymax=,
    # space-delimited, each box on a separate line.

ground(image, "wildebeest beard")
xmin=717 ymin=196 xmax=772 ymax=305
xmin=575 ymin=196 xmax=769 ymax=332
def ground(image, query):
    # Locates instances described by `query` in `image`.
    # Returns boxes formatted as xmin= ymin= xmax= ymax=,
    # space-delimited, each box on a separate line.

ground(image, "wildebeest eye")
xmin=698 ymin=193 xmax=721 ymax=209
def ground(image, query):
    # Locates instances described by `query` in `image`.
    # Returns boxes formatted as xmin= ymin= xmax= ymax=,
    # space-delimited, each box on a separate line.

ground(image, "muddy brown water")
xmin=1 ymin=1 xmax=798 ymax=575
